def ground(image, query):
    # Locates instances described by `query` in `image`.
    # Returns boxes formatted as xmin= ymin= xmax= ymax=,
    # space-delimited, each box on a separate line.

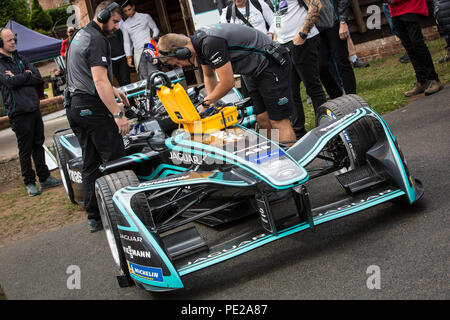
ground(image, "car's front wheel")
xmin=95 ymin=170 xmax=150 ymax=287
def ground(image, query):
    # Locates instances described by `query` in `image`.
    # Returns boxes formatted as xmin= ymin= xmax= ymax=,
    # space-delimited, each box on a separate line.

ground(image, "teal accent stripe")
xmin=59 ymin=135 xmax=82 ymax=157
xmin=138 ymin=164 xmax=188 ymax=181
xmin=123 ymin=152 xmax=151 ymax=163
xmin=194 ymin=9 xmax=218 ymax=15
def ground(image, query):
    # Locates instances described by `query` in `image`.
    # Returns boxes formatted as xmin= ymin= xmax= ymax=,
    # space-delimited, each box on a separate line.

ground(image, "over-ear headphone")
xmin=0 ymin=27 xmax=17 ymax=48
xmin=97 ymin=2 xmax=120 ymax=23
xmin=159 ymin=47 xmax=192 ymax=60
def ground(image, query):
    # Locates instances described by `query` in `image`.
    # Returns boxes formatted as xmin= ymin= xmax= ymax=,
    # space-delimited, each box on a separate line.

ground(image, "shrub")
xmin=47 ymin=5 xmax=72 ymax=27
xmin=30 ymin=0 xmax=53 ymax=31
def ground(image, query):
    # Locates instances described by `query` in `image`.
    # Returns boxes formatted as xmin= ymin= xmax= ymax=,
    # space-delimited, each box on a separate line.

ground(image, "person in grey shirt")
xmin=122 ymin=0 xmax=159 ymax=78
xmin=66 ymin=1 xmax=130 ymax=232
xmin=158 ymin=24 xmax=296 ymax=144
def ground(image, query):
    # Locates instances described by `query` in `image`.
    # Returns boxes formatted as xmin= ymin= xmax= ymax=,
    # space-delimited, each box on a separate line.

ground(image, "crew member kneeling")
xmin=158 ymin=23 xmax=296 ymax=144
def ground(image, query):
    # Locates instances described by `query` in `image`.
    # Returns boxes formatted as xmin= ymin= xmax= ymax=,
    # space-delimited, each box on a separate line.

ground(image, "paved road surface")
xmin=0 ymin=110 xmax=69 ymax=162
xmin=0 ymin=88 xmax=449 ymax=300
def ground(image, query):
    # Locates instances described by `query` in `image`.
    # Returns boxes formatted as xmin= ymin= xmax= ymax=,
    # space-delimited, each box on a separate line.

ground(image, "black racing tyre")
xmin=52 ymin=131 xmax=76 ymax=204
xmin=95 ymin=170 xmax=152 ymax=287
xmin=316 ymin=94 xmax=384 ymax=170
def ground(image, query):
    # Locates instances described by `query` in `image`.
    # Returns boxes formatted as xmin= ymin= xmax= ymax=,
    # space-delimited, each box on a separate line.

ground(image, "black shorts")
xmin=243 ymin=53 xmax=293 ymax=121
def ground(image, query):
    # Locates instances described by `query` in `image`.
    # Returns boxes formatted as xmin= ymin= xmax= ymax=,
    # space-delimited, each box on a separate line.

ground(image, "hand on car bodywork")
xmin=113 ymin=87 xmax=130 ymax=107
xmin=115 ymin=116 xmax=130 ymax=136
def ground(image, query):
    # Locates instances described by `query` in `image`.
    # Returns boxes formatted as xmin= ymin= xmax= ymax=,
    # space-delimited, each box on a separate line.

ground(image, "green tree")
xmin=13 ymin=0 xmax=31 ymax=27
xmin=30 ymin=0 xmax=53 ymax=31
xmin=0 ymin=0 xmax=30 ymax=28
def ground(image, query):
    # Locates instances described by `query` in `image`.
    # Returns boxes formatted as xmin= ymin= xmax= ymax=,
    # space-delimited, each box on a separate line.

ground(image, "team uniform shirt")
xmin=122 ymin=12 xmax=159 ymax=56
xmin=220 ymin=0 xmax=274 ymax=33
xmin=66 ymin=21 xmax=112 ymax=106
xmin=192 ymin=23 xmax=274 ymax=78
xmin=269 ymin=0 xmax=320 ymax=44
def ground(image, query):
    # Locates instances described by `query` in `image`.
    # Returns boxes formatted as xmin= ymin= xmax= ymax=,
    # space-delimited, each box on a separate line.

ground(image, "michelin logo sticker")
xmin=128 ymin=261 xmax=163 ymax=283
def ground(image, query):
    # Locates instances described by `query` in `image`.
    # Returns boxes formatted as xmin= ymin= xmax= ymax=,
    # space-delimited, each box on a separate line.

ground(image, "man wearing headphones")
xmin=158 ymin=24 xmax=296 ymax=143
xmin=0 ymin=27 xmax=62 ymax=197
xmin=66 ymin=1 xmax=130 ymax=232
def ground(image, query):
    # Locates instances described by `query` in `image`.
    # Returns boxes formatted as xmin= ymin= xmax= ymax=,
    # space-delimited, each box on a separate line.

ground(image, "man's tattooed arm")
xmin=299 ymin=0 xmax=322 ymax=35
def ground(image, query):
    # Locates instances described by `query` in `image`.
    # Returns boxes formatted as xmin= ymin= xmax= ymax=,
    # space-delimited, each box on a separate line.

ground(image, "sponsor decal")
xmin=169 ymin=151 xmax=203 ymax=165
xmin=120 ymin=234 xmax=143 ymax=242
xmin=326 ymin=109 xmax=353 ymax=148
xmin=139 ymin=174 xmax=188 ymax=187
xmin=316 ymin=189 xmax=394 ymax=217
xmin=123 ymin=246 xmax=151 ymax=259
xmin=127 ymin=261 xmax=163 ymax=283
xmin=123 ymin=136 xmax=130 ymax=148
xmin=67 ymin=166 xmax=82 ymax=184
xmin=233 ymin=142 xmax=271 ymax=157
xmin=319 ymin=113 xmax=353 ymax=133
xmin=211 ymin=51 xmax=223 ymax=66
xmin=79 ymin=109 xmax=92 ymax=116
xmin=180 ymin=233 xmax=266 ymax=269
xmin=277 ymin=97 xmax=289 ymax=105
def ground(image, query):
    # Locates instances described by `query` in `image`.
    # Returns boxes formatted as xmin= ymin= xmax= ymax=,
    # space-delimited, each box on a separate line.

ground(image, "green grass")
xmin=301 ymin=37 xmax=450 ymax=131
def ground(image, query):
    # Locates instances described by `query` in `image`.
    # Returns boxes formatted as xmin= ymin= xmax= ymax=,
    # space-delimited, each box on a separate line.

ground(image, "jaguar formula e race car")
xmin=53 ymin=70 xmax=423 ymax=293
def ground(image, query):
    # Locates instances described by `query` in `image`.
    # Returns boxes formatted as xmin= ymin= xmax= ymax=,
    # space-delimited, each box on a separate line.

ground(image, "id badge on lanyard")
xmin=275 ymin=14 xmax=281 ymax=28
xmin=274 ymin=0 xmax=281 ymax=28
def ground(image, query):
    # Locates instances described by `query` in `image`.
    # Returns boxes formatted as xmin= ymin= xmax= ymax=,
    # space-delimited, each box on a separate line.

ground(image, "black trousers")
xmin=112 ymin=57 xmax=131 ymax=87
xmin=319 ymin=23 xmax=357 ymax=96
xmin=282 ymin=35 xmax=326 ymax=137
xmin=243 ymin=50 xmax=293 ymax=121
xmin=9 ymin=110 xmax=50 ymax=185
xmin=67 ymin=102 xmax=126 ymax=220
xmin=392 ymin=14 xmax=439 ymax=83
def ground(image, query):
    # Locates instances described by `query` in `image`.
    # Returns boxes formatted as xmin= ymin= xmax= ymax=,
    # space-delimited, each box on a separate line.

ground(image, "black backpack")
xmin=225 ymin=0 xmax=274 ymax=30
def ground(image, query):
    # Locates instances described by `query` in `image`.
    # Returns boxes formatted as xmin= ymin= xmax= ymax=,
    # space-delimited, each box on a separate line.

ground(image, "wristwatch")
xmin=298 ymin=32 xmax=307 ymax=40
xmin=113 ymin=111 xmax=124 ymax=119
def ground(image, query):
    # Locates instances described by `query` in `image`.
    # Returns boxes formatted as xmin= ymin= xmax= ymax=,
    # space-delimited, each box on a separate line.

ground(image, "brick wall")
xmin=354 ymin=26 xmax=441 ymax=62
xmin=71 ymin=0 xmax=91 ymax=27
xmin=37 ymin=0 xmax=65 ymax=10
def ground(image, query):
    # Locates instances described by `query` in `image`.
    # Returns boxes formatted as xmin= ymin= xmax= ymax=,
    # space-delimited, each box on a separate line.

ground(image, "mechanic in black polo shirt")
xmin=66 ymin=1 xmax=130 ymax=232
xmin=157 ymin=23 xmax=296 ymax=144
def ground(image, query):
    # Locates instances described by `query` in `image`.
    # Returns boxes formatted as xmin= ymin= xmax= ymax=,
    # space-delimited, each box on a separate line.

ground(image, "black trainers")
xmin=88 ymin=219 xmax=103 ymax=233
xmin=353 ymin=58 xmax=370 ymax=68
xmin=399 ymin=52 xmax=410 ymax=64
xmin=438 ymin=48 xmax=450 ymax=64
xmin=26 ymin=184 xmax=40 ymax=197
xmin=40 ymin=176 xmax=62 ymax=190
